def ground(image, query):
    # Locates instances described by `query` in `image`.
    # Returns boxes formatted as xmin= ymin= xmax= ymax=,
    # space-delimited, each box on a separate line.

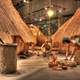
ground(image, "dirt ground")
xmin=0 ymin=55 xmax=80 ymax=80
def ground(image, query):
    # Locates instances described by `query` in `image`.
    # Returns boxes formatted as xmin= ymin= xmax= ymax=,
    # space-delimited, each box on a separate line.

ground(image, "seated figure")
xmin=41 ymin=40 xmax=52 ymax=57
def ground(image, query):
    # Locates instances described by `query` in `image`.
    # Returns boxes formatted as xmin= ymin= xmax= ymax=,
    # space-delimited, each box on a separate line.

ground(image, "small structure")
xmin=51 ymin=8 xmax=80 ymax=63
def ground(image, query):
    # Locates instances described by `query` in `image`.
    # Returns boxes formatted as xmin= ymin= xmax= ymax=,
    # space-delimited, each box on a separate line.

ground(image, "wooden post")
xmin=0 ymin=44 xmax=17 ymax=74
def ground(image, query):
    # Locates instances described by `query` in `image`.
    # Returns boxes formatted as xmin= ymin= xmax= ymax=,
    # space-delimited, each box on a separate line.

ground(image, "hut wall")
xmin=12 ymin=35 xmax=29 ymax=54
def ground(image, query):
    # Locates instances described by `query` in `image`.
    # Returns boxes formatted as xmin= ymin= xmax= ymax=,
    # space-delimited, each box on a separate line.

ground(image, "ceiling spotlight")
xmin=44 ymin=7 xmax=48 ymax=10
xmin=47 ymin=9 xmax=54 ymax=18
xmin=23 ymin=0 xmax=27 ymax=3
xmin=58 ymin=9 xmax=62 ymax=13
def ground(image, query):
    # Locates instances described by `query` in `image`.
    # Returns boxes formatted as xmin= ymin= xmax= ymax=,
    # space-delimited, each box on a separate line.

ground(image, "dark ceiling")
xmin=12 ymin=0 xmax=80 ymax=23
xmin=12 ymin=0 xmax=80 ymax=35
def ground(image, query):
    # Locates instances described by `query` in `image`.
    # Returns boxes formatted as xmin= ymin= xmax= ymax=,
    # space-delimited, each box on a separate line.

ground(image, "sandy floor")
xmin=0 ymin=55 xmax=80 ymax=80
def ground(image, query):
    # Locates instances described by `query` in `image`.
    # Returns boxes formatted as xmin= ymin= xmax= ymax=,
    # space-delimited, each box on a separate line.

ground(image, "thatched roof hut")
xmin=0 ymin=0 xmax=37 ymax=54
xmin=52 ymin=8 xmax=80 ymax=43
xmin=0 ymin=0 xmax=36 ymax=43
xmin=30 ymin=25 xmax=47 ymax=46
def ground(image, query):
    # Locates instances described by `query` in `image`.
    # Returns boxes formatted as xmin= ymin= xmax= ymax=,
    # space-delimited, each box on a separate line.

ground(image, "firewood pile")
xmin=52 ymin=8 xmax=80 ymax=43
xmin=48 ymin=59 xmax=77 ymax=71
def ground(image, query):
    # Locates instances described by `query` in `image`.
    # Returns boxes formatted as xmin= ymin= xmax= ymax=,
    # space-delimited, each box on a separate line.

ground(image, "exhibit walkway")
xmin=0 ymin=55 xmax=80 ymax=80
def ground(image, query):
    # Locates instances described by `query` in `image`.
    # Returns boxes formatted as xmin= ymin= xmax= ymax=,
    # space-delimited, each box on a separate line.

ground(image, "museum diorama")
xmin=0 ymin=0 xmax=80 ymax=80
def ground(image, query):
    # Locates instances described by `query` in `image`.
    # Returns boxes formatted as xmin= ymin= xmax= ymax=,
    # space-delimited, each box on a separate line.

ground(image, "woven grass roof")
xmin=0 ymin=0 xmax=36 ymax=43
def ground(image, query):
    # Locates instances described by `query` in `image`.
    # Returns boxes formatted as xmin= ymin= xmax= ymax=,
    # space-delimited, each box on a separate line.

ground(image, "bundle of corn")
xmin=52 ymin=8 xmax=80 ymax=43
xmin=30 ymin=25 xmax=47 ymax=46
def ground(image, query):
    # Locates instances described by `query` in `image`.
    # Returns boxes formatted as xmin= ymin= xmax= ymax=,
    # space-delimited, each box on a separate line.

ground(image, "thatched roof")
xmin=52 ymin=8 xmax=80 ymax=43
xmin=0 ymin=32 xmax=12 ymax=43
xmin=30 ymin=25 xmax=47 ymax=45
xmin=0 ymin=0 xmax=36 ymax=43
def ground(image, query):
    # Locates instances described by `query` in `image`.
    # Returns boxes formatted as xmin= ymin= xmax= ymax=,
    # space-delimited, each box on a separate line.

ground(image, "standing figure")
xmin=62 ymin=37 xmax=71 ymax=60
xmin=41 ymin=40 xmax=52 ymax=57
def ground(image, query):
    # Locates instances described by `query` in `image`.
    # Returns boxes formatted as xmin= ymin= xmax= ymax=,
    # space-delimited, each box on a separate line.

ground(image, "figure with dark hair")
xmin=62 ymin=37 xmax=71 ymax=60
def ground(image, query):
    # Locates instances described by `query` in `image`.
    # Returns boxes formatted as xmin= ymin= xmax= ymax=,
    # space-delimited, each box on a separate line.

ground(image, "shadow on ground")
xmin=17 ymin=66 xmax=80 ymax=80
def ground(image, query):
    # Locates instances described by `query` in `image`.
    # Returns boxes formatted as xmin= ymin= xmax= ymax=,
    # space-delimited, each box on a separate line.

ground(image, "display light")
xmin=23 ymin=0 xmax=27 ymax=3
xmin=23 ymin=0 xmax=32 ymax=3
xmin=47 ymin=9 xmax=54 ymax=18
